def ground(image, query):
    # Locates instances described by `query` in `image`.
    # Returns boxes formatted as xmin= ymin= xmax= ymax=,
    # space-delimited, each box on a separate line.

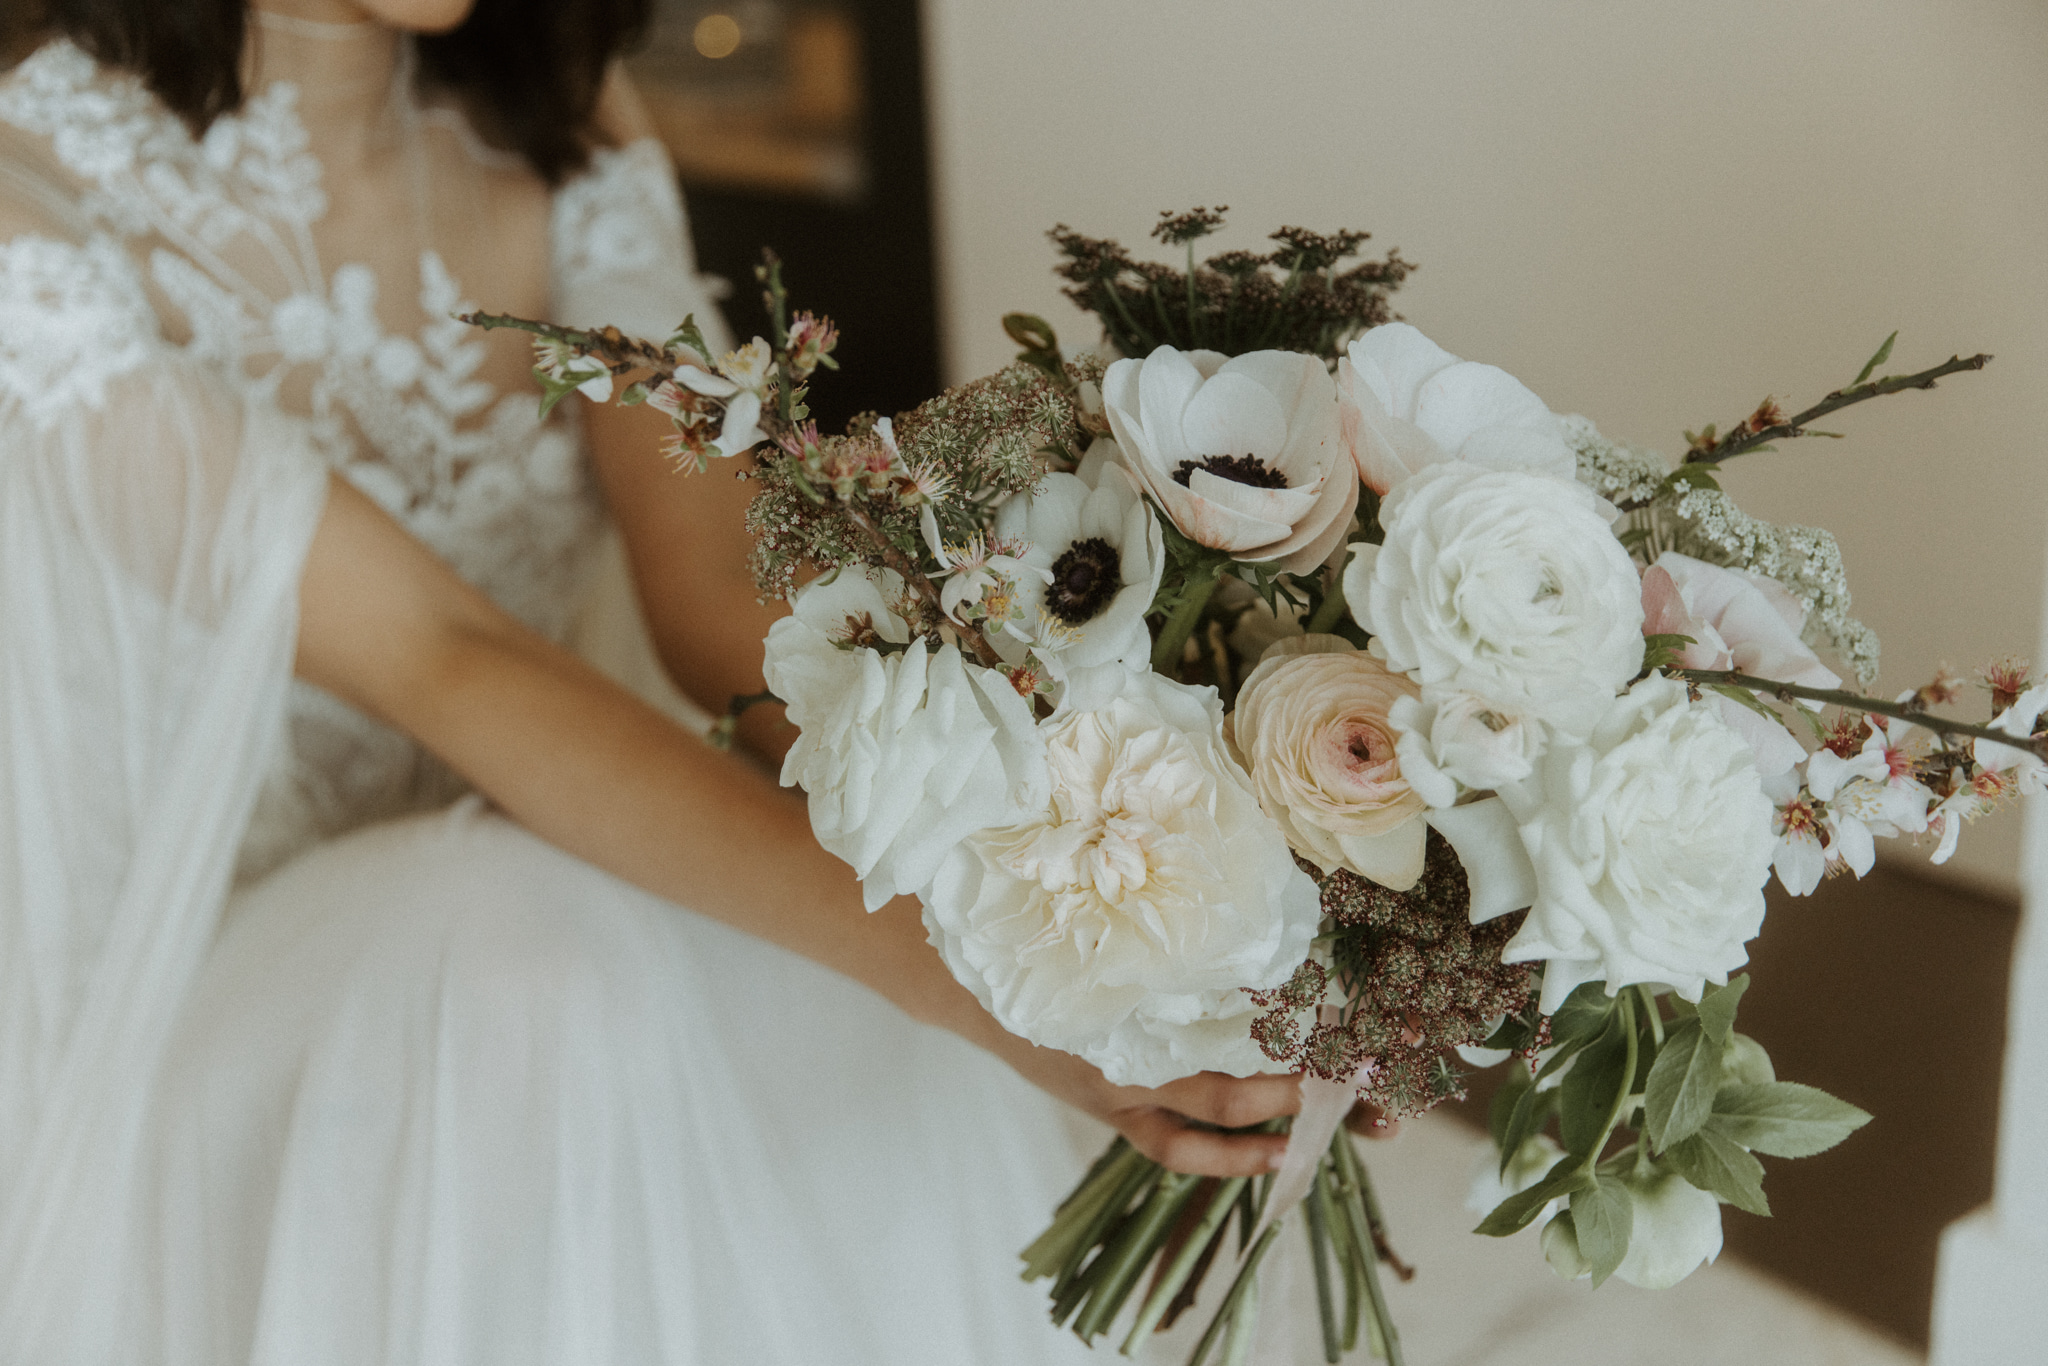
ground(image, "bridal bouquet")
xmin=470 ymin=209 xmax=2033 ymax=1364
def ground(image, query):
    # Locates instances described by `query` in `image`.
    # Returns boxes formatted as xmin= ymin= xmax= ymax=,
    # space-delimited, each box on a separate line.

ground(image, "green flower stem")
xmin=1050 ymin=1160 xmax=1162 ymax=1320
xmin=1332 ymin=1133 xmax=1402 ymax=1366
xmin=1152 ymin=562 xmax=1226 ymax=674
xmin=1185 ymin=1223 xmax=1283 ymax=1366
xmin=1304 ymin=1165 xmax=1343 ymax=1364
xmin=1073 ymin=1172 xmax=1204 ymax=1342
xmin=1637 ymin=984 xmax=1665 ymax=1048
xmin=1023 ymin=1141 xmax=1145 ymax=1280
xmin=1303 ymin=567 xmax=1350 ymax=636
xmin=1219 ymin=1275 xmax=1262 ymax=1366
xmin=1582 ymin=991 xmax=1640 ymax=1178
xmin=1120 ymin=1176 xmax=1248 ymax=1353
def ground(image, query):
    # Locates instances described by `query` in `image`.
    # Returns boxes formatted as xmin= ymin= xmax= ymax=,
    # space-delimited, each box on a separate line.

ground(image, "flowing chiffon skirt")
xmin=145 ymin=798 xmax=1097 ymax=1366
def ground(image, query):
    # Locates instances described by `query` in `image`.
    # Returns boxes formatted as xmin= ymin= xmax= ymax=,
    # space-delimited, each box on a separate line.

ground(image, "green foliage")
xmin=1559 ymin=1014 xmax=1631 ymax=1159
xmin=1644 ymin=1018 xmax=1722 ymax=1152
xmin=1641 ymin=633 xmax=1696 ymax=672
xmin=1474 ymin=1158 xmax=1591 ymax=1237
xmin=1570 ymin=1176 xmax=1635 ymax=1286
xmin=1707 ymin=1083 xmax=1871 ymax=1159
xmin=665 ymin=314 xmax=715 ymax=365
xmin=1853 ymin=330 xmax=1899 ymax=387
xmin=1664 ymin=1128 xmax=1770 ymax=1217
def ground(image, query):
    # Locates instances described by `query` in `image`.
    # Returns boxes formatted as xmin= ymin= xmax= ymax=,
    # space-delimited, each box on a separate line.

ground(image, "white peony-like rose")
xmin=763 ymin=567 xmax=1049 ymax=910
xmin=1102 ymin=345 xmax=1358 ymax=574
xmin=1226 ymin=636 xmax=1427 ymax=888
xmin=1492 ymin=675 xmax=1775 ymax=1013
xmin=1541 ymin=1170 xmax=1724 ymax=1289
xmin=1346 ymin=461 xmax=1645 ymax=737
xmin=1337 ymin=323 xmax=1576 ymax=495
xmin=921 ymin=668 xmax=1321 ymax=1086
xmin=990 ymin=462 xmax=1164 ymax=669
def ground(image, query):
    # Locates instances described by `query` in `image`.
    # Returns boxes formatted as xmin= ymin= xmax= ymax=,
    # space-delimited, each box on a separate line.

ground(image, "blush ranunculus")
xmin=1226 ymin=635 xmax=1428 ymax=888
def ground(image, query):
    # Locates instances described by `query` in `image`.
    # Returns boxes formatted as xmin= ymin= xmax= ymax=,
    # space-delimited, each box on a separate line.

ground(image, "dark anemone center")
xmin=1171 ymin=454 xmax=1289 ymax=489
xmin=1046 ymin=537 xmax=1122 ymax=625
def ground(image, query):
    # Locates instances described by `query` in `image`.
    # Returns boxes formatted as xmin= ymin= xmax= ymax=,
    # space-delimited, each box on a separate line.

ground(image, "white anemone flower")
xmin=1337 ymin=323 xmax=1576 ymax=494
xmin=1102 ymin=346 xmax=1358 ymax=574
xmin=989 ymin=463 xmax=1164 ymax=669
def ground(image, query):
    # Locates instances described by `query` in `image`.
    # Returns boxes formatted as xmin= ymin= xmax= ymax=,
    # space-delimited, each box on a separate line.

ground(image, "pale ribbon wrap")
xmin=1246 ymin=1019 xmax=1374 ymax=1363
xmin=1240 ymin=798 xmax=1537 ymax=1358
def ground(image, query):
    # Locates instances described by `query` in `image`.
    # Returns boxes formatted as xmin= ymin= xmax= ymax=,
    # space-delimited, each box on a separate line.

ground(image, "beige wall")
xmin=924 ymin=0 xmax=2048 ymax=896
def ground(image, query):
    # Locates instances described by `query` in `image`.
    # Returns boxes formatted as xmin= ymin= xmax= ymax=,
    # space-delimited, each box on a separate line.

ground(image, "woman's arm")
xmin=294 ymin=474 xmax=1298 ymax=1175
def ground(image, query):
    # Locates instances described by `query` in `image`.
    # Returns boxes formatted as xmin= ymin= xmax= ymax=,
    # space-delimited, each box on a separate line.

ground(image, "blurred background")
xmin=653 ymin=0 xmax=2047 ymax=1354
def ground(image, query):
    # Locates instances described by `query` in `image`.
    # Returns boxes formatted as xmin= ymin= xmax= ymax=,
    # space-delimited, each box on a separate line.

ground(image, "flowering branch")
xmin=837 ymin=503 xmax=1007 ymax=670
xmin=1679 ymin=349 xmax=1992 ymax=470
xmin=1668 ymin=667 xmax=2045 ymax=759
xmin=461 ymin=310 xmax=687 ymax=380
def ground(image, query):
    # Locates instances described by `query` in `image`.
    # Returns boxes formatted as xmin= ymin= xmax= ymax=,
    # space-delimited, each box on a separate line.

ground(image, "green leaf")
xmin=1721 ymin=1032 xmax=1777 ymax=1087
xmin=1549 ymin=982 xmax=1621 ymax=1051
xmin=1853 ymin=330 xmax=1899 ymax=387
xmin=1498 ymin=1078 xmax=1561 ymax=1180
xmin=1644 ymin=1018 xmax=1722 ymax=1152
xmin=1695 ymin=975 xmax=1749 ymax=1050
xmin=1642 ymin=633 xmax=1697 ymax=672
xmin=1559 ymin=1016 xmax=1630 ymax=1159
xmin=533 ymin=367 xmax=587 ymax=420
xmin=1665 ymin=1129 xmax=1770 ymax=1216
xmin=665 ymin=314 xmax=714 ymax=364
xmin=1474 ymin=1159 xmax=1591 ymax=1237
xmin=1707 ymin=684 xmax=1794 ymax=731
xmin=1489 ymin=1064 xmax=1532 ymax=1150
xmin=617 ymin=380 xmax=650 ymax=407
xmin=1707 ymin=1083 xmax=1872 ymax=1158
xmin=1570 ymin=1176 xmax=1636 ymax=1287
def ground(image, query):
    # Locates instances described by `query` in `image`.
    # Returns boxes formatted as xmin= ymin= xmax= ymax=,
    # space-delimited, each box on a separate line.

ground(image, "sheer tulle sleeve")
xmin=549 ymin=138 xmax=735 ymax=354
xmin=0 ymin=213 xmax=329 ymax=1355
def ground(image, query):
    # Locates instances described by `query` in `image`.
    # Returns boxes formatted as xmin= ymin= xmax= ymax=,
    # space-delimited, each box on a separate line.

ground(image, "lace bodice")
xmin=0 ymin=31 xmax=727 ymax=880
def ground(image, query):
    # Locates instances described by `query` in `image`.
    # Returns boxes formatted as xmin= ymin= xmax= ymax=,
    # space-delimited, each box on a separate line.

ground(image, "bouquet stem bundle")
xmin=1025 ymin=1124 xmax=1407 ymax=1364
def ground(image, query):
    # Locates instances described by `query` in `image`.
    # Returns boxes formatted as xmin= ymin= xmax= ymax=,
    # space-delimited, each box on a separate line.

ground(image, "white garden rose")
xmin=1387 ymin=690 xmax=1545 ymax=809
xmin=1492 ymin=675 xmax=1775 ymax=1013
xmin=990 ymin=462 xmax=1164 ymax=669
xmin=1226 ymin=636 xmax=1428 ymax=889
xmin=1101 ymin=345 xmax=1358 ymax=574
xmin=763 ymin=567 xmax=1049 ymax=910
xmin=921 ymin=668 xmax=1321 ymax=1086
xmin=1345 ymin=461 xmax=1645 ymax=737
xmin=1337 ymin=323 xmax=1576 ymax=494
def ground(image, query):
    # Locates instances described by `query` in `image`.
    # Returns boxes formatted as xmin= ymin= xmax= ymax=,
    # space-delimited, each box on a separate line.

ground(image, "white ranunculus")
xmin=1388 ymin=690 xmax=1545 ymax=809
xmin=1346 ymin=461 xmax=1645 ymax=737
xmin=991 ymin=463 xmax=1164 ymax=669
xmin=921 ymin=668 xmax=1321 ymax=1086
xmin=1337 ymin=323 xmax=1576 ymax=494
xmin=1226 ymin=636 xmax=1428 ymax=888
xmin=1493 ymin=675 xmax=1775 ymax=1013
xmin=1102 ymin=345 xmax=1358 ymax=574
xmin=763 ymin=567 xmax=1050 ymax=910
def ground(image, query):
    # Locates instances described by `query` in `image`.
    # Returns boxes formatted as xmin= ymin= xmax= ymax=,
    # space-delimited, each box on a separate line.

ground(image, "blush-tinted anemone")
xmin=1102 ymin=345 xmax=1358 ymax=574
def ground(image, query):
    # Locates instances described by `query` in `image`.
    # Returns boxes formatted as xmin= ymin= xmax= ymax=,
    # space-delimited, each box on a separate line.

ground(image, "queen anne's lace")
xmin=1 ymin=40 xmax=707 ymax=878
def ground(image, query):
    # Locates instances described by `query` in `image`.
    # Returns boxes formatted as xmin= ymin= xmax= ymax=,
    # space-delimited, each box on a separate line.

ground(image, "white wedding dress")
xmin=0 ymin=22 xmax=1093 ymax=1365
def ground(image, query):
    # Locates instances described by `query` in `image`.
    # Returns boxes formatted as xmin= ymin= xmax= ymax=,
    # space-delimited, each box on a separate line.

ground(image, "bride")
xmin=0 ymin=1 xmax=1309 ymax=1362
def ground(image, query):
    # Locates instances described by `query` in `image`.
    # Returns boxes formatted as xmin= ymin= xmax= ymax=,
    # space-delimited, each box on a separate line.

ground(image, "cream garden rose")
xmin=1346 ymin=461 xmax=1645 ymax=737
xmin=1226 ymin=635 xmax=1428 ymax=889
xmin=1101 ymin=345 xmax=1357 ymax=574
xmin=1491 ymin=674 xmax=1775 ymax=1013
xmin=920 ymin=668 xmax=1320 ymax=1086
xmin=762 ymin=567 xmax=1049 ymax=909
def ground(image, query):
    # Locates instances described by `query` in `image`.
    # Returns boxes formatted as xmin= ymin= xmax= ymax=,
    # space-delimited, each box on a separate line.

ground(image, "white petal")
xmin=1425 ymin=798 xmax=1536 ymax=923
xmin=1179 ymin=371 xmax=1288 ymax=461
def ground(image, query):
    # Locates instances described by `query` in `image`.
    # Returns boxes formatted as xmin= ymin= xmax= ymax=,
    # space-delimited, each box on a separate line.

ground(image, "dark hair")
xmin=35 ymin=0 xmax=652 ymax=184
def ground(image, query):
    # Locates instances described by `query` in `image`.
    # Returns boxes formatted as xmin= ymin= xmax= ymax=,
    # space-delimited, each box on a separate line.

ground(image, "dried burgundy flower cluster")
xmin=1049 ymin=209 xmax=1415 ymax=362
xmin=1250 ymin=831 xmax=1532 ymax=1117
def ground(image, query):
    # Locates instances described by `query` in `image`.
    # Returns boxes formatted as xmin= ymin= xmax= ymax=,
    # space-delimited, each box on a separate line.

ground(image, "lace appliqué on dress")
xmin=0 ymin=234 xmax=155 ymax=428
